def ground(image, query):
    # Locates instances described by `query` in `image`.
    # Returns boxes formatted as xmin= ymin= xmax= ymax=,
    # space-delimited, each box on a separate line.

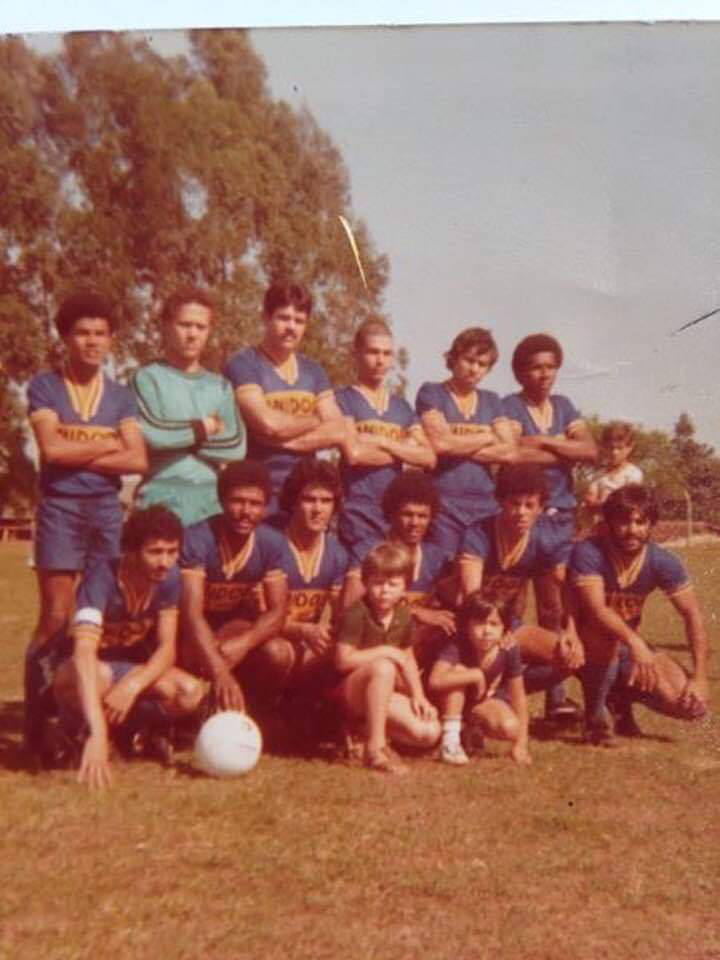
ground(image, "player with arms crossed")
xmin=335 ymin=319 xmax=435 ymax=557
xmin=25 ymin=291 xmax=148 ymax=760
xmin=503 ymin=334 xmax=597 ymax=718
xmin=428 ymin=596 xmax=531 ymax=766
xmin=179 ymin=460 xmax=293 ymax=722
xmin=457 ymin=465 xmax=584 ymax=724
xmin=131 ymin=288 xmax=246 ymax=526
xmin=416 ymin=327 xmax=516 ymax=555
xmin=52 ymin=506 xmax=204 ymax=789
xmin=569 ymin=484 xmax=709 ymax=744
xmin=223 ymin=281 xmax=356 ymax=523
xmin=335 ymin=543 xmax=440 ymax=774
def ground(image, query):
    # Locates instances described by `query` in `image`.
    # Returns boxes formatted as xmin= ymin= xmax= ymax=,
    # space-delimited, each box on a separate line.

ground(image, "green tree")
xmin=0 ymin=30 xmax=390 ymax=506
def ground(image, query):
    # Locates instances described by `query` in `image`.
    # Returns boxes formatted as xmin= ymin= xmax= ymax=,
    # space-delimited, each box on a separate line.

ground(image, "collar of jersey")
xmin=63 ymin=364 xmax=104 ymax=422
xmin=259 ymin=346 xmax=299 ymax=386
xmin=288 ymin=532 xmax=326 ymax=584
xmin=494 ymin=517 xmax=530 ymax=571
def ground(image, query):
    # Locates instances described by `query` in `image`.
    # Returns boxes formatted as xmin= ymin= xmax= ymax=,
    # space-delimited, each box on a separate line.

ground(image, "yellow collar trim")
xmin=445 ymin=382 xmax=477 ymax=420
xmin=609 ymin=544 xmax=647 ymax=589
xmin=63 ymin=365 xmax=104 ymax=422
xmin=117 ymin=558 xmax=153 ymax=617
xmin=260 ymin=347 xmax=298 ymax=386
xmin=218 ymin=530 xmax=256 ymax=580
xmin=288 ymin=532 xmax=326 ymax=584
xmin=495 ymin=517 xmax=530 ymax=571
xmin=353 ymin=384 xmax=390 ymax=416
xmin=523 ymin=396 xmax=553 ymax=433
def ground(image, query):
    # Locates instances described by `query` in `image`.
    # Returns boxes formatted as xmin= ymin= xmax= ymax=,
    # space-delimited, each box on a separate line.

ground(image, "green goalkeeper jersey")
xmin=130 ymin=361 xmax=245 ymax=525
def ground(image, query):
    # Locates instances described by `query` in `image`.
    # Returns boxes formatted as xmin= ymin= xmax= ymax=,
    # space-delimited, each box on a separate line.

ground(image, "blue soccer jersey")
xmin=285 ymin=532 xmax=349 ymax=624
xmin=569 ymin=537 xmax=690 ymax=628
xmin=416 ymin=381 xmax=505 ymax=510
xmin=459 ymin=515 xmax=570 ymax=609
xmin=502 ymin=393 xmax=584 ymax=511
xmin=71 ymin=558 xmax=181 ymax=662
xmin=223 ymin=346 xmax=333 ymax=496
xmin=180 ymin=517 xmax=290 ymax=627
xmin=28 ymin=369 xmax=138 ymax=497
xmin=351 ymin=539 xmax=454 ymax=609
xmin=435 ymin=638 xmax=524 ymax=701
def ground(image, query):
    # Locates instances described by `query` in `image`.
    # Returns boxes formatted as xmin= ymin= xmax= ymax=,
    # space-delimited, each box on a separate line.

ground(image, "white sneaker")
xmin=440 ymin=741 xmax=470 ymax=766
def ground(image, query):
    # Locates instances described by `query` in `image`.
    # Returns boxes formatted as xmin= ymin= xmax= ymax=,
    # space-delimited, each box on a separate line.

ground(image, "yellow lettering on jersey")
xmin=287 ymin=589 xmax=329 ymax=623
xmin=205 ymin=581 xmax=256 ymax=613
xmin=57 ymin=424 xmax=118 ymax=443
xmin=482 ymin=574 xmax=522 ymax=605
xmin=607 ymin=591 xmax=644 ymax=623
xmin=101 ymin=618 xmax=152 ymax=649
xmin=449 ymin=423 xmax=495 ymax=438
xmin=357 ymin=420 xmax=405 ymax=441
xmin=266 ymin=392 xmax=317 ymax=417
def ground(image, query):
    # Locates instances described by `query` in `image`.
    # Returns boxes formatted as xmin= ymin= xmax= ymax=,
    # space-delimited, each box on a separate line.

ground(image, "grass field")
xmin=1 ymin=541 xmax=718 ymax=960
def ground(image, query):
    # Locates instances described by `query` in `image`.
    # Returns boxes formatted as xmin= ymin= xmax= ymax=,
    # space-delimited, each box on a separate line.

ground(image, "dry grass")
xmin=1 ymin=541 xmax=719 ymax=960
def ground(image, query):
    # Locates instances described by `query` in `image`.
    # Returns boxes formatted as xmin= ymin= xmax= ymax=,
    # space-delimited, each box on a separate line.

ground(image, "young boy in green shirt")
xmin=334 ymin=542 xmax=440 ymax=774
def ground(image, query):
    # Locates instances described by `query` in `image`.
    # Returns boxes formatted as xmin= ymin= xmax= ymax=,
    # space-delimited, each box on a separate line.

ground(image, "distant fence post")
xmin=683 ymin=489 xmax=693 ymax=546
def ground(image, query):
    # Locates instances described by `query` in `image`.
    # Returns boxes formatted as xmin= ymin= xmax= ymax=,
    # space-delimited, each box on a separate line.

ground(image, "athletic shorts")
xmin=34 ymin=494 xmax=123 ymax=572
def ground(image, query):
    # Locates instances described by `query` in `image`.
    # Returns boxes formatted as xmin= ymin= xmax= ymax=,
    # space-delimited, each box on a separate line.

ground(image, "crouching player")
xmin=179 ymin=460 xmax=292 ymax=720
xmin=569 ymin=484 xmax=709 ymax=744
xmin=52 ymin=507 xmax=205 ymax=788
xmin=428 ymin=595 xmax=531 ymax=766
xmin=335 ymin=543 xmax=440 ymax=774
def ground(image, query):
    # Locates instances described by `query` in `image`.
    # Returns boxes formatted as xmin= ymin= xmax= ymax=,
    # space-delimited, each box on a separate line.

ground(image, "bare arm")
xmin=73 ymin=627 xmax=112 ymax=789
xmin=180 ymin=571 xmax=245 ymax=711
xmin=334 ymin=640 xmax=408 ymax=674
xmin=427 ymin=658 xmax=485 ymax=693
xmin=420 ymin=409 xmax=498 ymax=458
xmin=31 ymin=414 xmax=122 ymax=468
xmin=669 ymin=587 xmax=710 ymax=705
xmin=458 ymin=555 xmax=484 ymax=600
xmin=376 ymin=425 xmax=437 ymax=469
xmin=87 ymin=420 xmax=149 ymax=475
xmin=532 ymin=421 xmax=597 ymax=465
xmin=217 ymin=576 xmax=289 ymax=666
xmin=234 ymin=384 xmax=320 ymax=444
xmin=469 ymin=418 xmax=518 ymax=465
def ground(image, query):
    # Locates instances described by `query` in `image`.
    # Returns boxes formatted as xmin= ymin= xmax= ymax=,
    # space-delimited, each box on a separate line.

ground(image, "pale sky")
xmin=11 ymin=8 xmax=720 ymax=448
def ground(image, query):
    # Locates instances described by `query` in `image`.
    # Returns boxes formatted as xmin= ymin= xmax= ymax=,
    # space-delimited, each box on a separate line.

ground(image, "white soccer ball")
xmin=194 ymin=711 xmax=262 ymax=778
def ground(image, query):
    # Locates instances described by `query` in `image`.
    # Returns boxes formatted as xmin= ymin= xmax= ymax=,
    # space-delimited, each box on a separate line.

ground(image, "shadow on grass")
xmin=529 ymin=716 xmax=676 ymax=745
xmin=0 ymin=699 xmax=27 ymax=771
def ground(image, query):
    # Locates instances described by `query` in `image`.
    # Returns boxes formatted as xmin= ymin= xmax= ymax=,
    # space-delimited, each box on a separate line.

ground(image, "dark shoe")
xmin=546 ymin=696 xmax=582 ymax=724
xmin=582 ymin=716 xmax=618 ymax=747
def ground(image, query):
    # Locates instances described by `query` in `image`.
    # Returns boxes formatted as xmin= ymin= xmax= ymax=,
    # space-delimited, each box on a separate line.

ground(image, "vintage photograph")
xmin=1 ymin=17 xmax=718 ymax=959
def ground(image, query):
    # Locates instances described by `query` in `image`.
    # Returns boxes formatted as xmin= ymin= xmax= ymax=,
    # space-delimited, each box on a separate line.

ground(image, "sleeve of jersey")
xmin=459 ymin=526 xmax=490 ymax=561
xmin=654 ymin=548 xmax=691 ymax=597
xmin=223 ymin=350 xmax=260 ymax=393
xmin=261 ymin=529 xmax=291 ymax=583
xmin=179 ymin=524 xmax=208 ymax=575
xmin=27 ymin=374 xmax=58 ymax=422
xmin=559 ymin=396 xmax=584 ymax=436
xmin=156 ymin=566 xmax=182 ymax=610
xmin=541 ymin=519 xmax=573 ymax=569
xmin=415 ymin=382 xmax=439 ymax=417
xmin=311 ymin=360 xmax=333 ymax=401
xmin=198 ymin=379 xmax=247 ymax=462
xmin=131 ymin=368 xmax=197 ymax=450
xmin=72 ymin=563 xmax=112 ymax=641
xmin=568 ymin=540 xmax=605 ymax=587
xmin=117 ymin=384 xmax=139 ymax=426
xmin=501 ymin=394 xmax=523 ymax=435
xmin=505 ymin=643 xmax=524 ymax=679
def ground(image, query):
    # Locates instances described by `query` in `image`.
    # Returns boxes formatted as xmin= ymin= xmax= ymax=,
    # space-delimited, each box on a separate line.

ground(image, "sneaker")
xmin=364 ymin=745 xmax=408 ymax=775
xmin=440 ymin=741 xmax=470 ymax=766
xmin=546 ymin=696 xmax=582 ymax=724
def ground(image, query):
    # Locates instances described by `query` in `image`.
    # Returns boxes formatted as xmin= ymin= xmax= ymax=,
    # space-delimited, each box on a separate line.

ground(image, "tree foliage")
xmin=0 ymin=30 xmax=390 ymax=507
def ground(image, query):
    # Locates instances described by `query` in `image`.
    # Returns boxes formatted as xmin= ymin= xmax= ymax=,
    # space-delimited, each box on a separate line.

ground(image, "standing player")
xmin=335 ymin=319 xmax=435 ymax=557
xmin=26 ymin=291 xmax=148 ymax=757
xmin=223 ymin=281 xmax=356 ymax=522
xmin=458 ymin=465 xmax=584 ymax=713
xmin=569 ymin=484 xmax=709 ymax=744
xmin=52 ymin=506 xmax=205 ymax=789
xmin=416 ymin=327 xmax=516 ymax=555
xmin=335 ymin=542 xmax=440 ymax=774
xmin=503 ymin=334 xmax=597 ymax=717
xmin=179 ymin=460 xmax=292 ymax=719
xmin=131 ymin=288 xmax=246 ymax=526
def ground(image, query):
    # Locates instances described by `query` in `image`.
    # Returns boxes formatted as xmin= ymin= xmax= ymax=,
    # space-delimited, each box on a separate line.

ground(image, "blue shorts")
xmin=104 ymin=660 xmax=139 ymax=684
xmin=34 ymin=495 xmax=123 ymax=572
xmin=338 ymin=499 xmax=386 ymax=558
xmin=427 ymin=499 xmax=498 ymax=556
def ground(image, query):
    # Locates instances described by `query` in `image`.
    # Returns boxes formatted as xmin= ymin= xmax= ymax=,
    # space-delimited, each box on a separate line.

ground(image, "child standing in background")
xmin=584 ymin=422 xmax=643 ymax=521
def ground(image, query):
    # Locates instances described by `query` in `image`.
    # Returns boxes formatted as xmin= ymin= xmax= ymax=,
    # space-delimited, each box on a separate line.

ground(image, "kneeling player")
xmin=335 ymin=543 xmax=440 ymax=774
xmin=53 ymin=507 xmax=205 ymax=789
xmin=428 ymin=595 xmax=531 ymax=766
xmin=180 ymin=460 xmax=293 ymax=720
xmin=569 ymin=484 xmax=709 ymax=744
